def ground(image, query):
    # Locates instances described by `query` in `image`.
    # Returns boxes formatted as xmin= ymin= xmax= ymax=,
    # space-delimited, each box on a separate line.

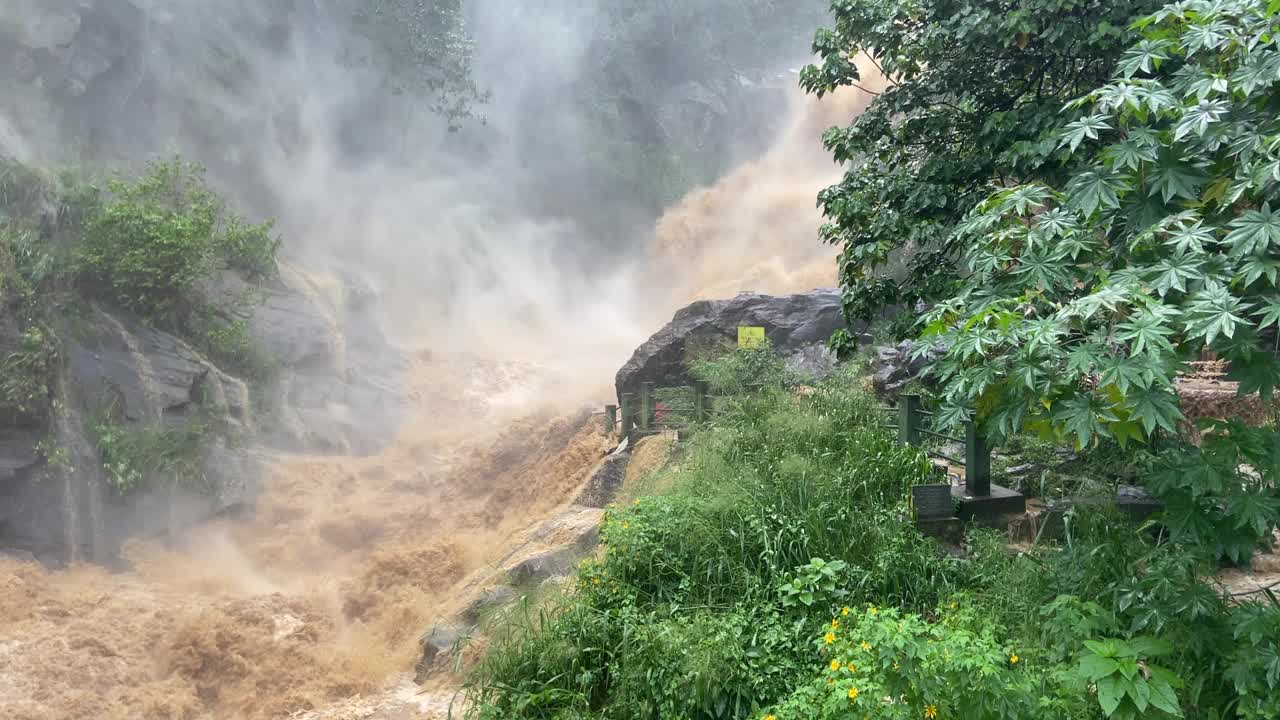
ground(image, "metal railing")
xmin=600 ymin=387 xmax=994 ymax=499
xmin=887 ymin=394 xmax=992 ymax=497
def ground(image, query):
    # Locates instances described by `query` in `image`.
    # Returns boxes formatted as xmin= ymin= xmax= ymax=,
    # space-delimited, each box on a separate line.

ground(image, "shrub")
xmin=76 ymin=158 xmax=280 ymax=328
xmin=771 ymin=605 xmax=1075 ymax=720
xmin=0 ymin=326 xmax=57 ymax=428
xmin=90 ymin=412 xmax=207 ymax=494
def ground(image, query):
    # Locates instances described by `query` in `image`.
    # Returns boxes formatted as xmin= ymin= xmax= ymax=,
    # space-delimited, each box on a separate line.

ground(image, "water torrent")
xmin=0 ymin=68 xmax=886 ymax=718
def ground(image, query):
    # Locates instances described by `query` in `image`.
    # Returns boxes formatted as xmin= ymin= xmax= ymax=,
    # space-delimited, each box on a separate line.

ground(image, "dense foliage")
xmin=465 ymin=348 xmax=1280 ymax=720
xmin=0 ymin=154 xmax=278 ymax=489
xmin=801 ymin=0 xmax=1161 ymax=333
xmin=346 ymin=0 xmax=487 ymax=128
xmin=920 ymin=0 xmax=1280 ymax=561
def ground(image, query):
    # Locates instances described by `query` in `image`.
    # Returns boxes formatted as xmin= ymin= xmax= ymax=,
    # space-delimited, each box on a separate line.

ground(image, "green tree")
xmin=345 ymin=0 xmax=487 ymax=128
xmin=920 ymin=0 xmax=1280 ymax=561
xmin=801 ymin=0 xmax=1160 ymax=329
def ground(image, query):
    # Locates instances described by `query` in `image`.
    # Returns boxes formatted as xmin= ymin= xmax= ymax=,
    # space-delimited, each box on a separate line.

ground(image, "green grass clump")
xmin=465 ymin=347 xmax=1280 ymax=720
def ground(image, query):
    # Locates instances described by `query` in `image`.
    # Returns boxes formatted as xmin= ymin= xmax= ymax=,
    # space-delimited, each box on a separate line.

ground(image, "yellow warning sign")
xmin=738 ymin=326 xmax=766 ymax=349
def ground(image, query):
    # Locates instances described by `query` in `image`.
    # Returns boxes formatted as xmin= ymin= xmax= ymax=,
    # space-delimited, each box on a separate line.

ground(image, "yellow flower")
xmin=847 ymin=687 xmax=860 ymax=701
xmin=831 ymin=619 xmax=840 ymax=630
xmin=869 ymin=606 xmax=879 ymax=615
xmin=592 ymin=578 xmax=601 ymax=585
xmin=622 ymin=521 xmax=630 ymax=529
xmin=925 ymin=704 xmax=938 ymax=719
xmin=860 ymin=641 xmax=872 ymax=651
xmin=1010 ymin=653 xmax=1020 ymax=665
xmin=841 ymin=606 xmax=851 ymax=616
xmin=825 ymin=632 xmax=836 ymax=645
xmin=633 ymin=499 xmax=641 ymax=505
xmin=827 ymin=677 xmax=835 ymax=686
xmin=949 ymin=601 xmax=958 ymax=610
xmin=764 ymin=716 xmax=777 ymax=720
xmin=830 ymin=659 xmax=841 ymax=671
xmin=846 ymin=662 xmax=857 ymax=673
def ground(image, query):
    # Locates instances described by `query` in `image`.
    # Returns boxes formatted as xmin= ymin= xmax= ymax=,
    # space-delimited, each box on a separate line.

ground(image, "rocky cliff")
xmin=0 ymin=261 xmax=406 ymax=566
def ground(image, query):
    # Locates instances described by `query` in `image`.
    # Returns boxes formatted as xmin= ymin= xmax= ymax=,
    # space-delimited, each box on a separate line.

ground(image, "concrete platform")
xmin=953 ymin=483 xmax=1026 ymax=526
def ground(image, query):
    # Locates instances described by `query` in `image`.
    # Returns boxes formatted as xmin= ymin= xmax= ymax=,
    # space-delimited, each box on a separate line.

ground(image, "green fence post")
xmin=899 ymin=394 xmax=922 ymax=447
xmin=605 ymin=404 xmax=617 ymax=436
xmin=620 ymin=393 xmax=635 ymax=441
xmin=965 ymin=421 xmax=992 ymax=496
xmin=639 ymin=382 xmax=654 ymax=434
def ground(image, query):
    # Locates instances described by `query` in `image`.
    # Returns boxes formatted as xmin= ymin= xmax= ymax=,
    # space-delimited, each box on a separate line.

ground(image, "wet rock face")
xmin=0 ymin=264 xmax=407 ymax=565
xmin=615 ymin=289 xmax=865 ymax=400
xmin=868 ymin=340 xmax=946 ymax=403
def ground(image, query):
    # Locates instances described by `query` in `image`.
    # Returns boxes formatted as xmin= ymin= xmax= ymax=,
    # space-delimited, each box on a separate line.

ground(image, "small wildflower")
xmin=846 ymin=662 xmax=857 ymax=673
xmin=824 ymin=632 xmax=836 ymax=645
xmin=764 ymin=715 xmax=776 ymax=720
xmin=949 ymin=601 xmax=957 ymax=610
xmin=841 ymin=606 xmax=851 ymax=616
xmin=860 ymin=641 xmax=872 ymax=651
xmin=622 ymin=521 xmax=630 ymax=529
xmin=1010 ymin=653 xmax=1020 ymax=665
xmin=633 ymin=499 xmax=640 ymax=505
xmin=869 ymin=606 xmax=879 ymax=615
xmin=925 ymin=704 xmax=938 ymax=719
xmin=830 ymin=659 xmax=841 ymax=671
xmin=592 ymin=578 xmax=601 ymax=585
xmin=831 ymin=619 xmax=839 ymax=630
xmin=847 ymin=687 xmax=860 ymax=701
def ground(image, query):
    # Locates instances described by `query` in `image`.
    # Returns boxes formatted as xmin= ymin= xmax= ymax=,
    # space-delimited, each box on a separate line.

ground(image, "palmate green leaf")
xmin=1055 ymin=394 xmax=1119 ymax=448
xmin=1014 ymin=247 xmax=1072 ymax=289
xmin=1119 ymin=38 xmax=1174 ymax=78
xmin=1228 ymin=352 xmax=1280 ymax=401
xmin=996 ymin=183 xmax=1055 ymax=216
xmin=1174 ymin=99 xmax=1229 ymax=140
xmin=1148 ymin=150 xmax=1209 ymax=203
xmin=1183 ymin=285 xmax=1253 ymax=345
xmin=1067 ymin=343 xmax=1106 ymax=378
xmin=1180 ymin=19 xmax=1231 ymax=54
xmin=1060 ymin=115 xmax=1113 ymax=152
xmin=1136 ymin=81 xmax=1179 ymax=113
xmin=1067 ymin=168 xmax=1131 ymax=216
xmin=1117 ymin=310 xmax=1178 ymax=355
xmin=1100 ymin=353 xmax=1157 ymax=393
xmin=1147 ymin=253 xmax=1205 ymax=296
xmin=1126 ymin=387 xmax=1184 ymax=435
xmin=1187 ymin=72 xmax=1231 ymax=100
xmin=1105 ymin=138 xmax=1160 ymax=172
xmin=1063 ymin=283 xmax=1134 ymax=320
xmin=1228 ymin=490 xmax=1280 ymax=537
xmin=1096 ymin=82 xmax=1144 ymax=113
xmin=1164 ymin=218 xmax=1216 ymax=253
xmin=1224 ymin=203 xmax=1280 ymax=257
xmin=1255 ymin=297 xmax=1280 ymax=329
xmin=1238 ymin=256 xmax=1280 ymax=287
xmin=1034 ymin=207 xmax=1079 ymax=238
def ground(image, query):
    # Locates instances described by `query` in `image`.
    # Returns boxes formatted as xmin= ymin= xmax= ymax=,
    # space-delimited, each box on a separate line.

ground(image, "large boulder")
xmin=615 ymin=290 xmax=865 ymax=400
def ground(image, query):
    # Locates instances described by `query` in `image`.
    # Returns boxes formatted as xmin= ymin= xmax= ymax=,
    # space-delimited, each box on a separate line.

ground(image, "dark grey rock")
xmin=462 ymin=585 xmax=518 ymax=624
xmin=573 ymin=452 xmax=630 ymax=509
xmin=507 ymin=546 xmax=578 ymax=586
xmin=415 ymin=623 xmax=465 ymax=682
xmin=868 ymin=340 xmax=946 ymax=402
xmin=615 ymin=290 xmax=866 ymax=400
